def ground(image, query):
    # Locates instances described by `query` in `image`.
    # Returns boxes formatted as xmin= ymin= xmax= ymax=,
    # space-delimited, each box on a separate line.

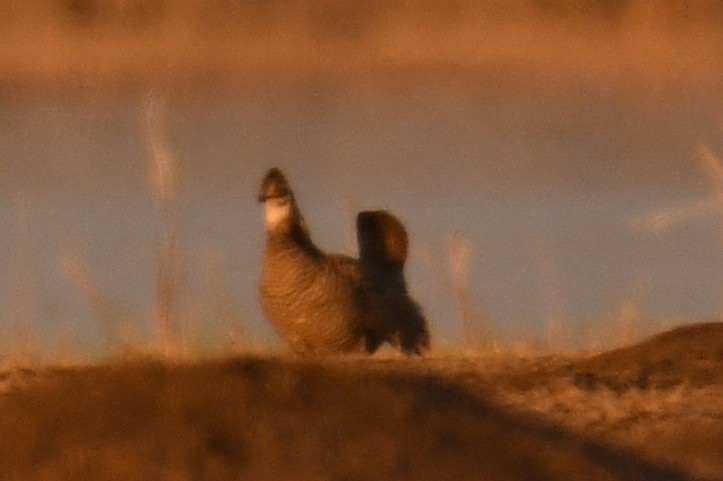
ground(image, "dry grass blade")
xmin=9 ymin=195 xmax=36 ymax=364
xmin=641 ymin=144 xmax=723 ymax=233
xmin=642 ymin=141 xmax=723 ymax=321
xmin=697 ymin=144 xmax=723 ymax=320
xmin=145 ymin=94 xmax=178 ymax=208
xmin=202 ymin=248 xmax=246 ymax=350
xmin=60 ymin=255 xmax=115 ymax=350
xmin=448 ymin=233 xmax=482 ymax=349
xmin=696 ymin=145 xmax=723 ymax=188
xmin=618 ymin=301 xmax=640 ymax=347
xmin=642 ymin=197 xmax=720 ymax=232
xmin=530 ymin=237 xmax=567 ymax=351
xmin=143 ymin=92 xmax=181 ymax=358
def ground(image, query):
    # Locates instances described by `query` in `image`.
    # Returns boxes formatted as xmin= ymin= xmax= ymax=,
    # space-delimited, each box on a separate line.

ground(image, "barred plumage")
xmin=258 ymin=167 xmax=430 ymax=356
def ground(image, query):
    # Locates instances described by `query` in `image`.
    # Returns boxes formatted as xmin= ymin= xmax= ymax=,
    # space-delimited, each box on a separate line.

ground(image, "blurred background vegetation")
xmin=0 ymin=0 xmax=721 ymax=95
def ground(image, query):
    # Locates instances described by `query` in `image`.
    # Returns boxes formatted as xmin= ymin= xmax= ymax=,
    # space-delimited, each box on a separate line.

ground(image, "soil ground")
xmin=0 ymin=322 xmax=721 ymax=480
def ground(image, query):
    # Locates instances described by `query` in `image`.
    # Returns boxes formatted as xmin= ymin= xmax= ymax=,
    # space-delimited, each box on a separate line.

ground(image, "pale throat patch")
xmin=265 ymin=197 xmax=292 ymax=229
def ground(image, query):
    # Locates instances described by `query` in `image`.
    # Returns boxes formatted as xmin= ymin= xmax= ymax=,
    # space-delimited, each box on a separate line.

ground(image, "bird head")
xmin=258 ymin=167 xmax=304 ymax=236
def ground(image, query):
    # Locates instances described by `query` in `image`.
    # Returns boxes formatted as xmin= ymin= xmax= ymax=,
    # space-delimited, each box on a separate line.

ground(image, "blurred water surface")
xmin=0 ymin=87 xmax=721 ymax=356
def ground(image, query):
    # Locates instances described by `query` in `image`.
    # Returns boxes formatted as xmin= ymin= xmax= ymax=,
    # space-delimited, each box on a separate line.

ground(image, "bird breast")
xmin=260 ymin=238 xmax=366 ymax=354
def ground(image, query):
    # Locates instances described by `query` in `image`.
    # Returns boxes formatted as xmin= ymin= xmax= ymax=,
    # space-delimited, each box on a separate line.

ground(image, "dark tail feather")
xmin=357 ymin=210 xmax=430 ymax=354
xmin=357 ymin=210 xmax=407 ymax=265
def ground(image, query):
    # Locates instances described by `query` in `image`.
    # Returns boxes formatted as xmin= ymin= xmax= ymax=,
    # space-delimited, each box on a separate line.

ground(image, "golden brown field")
xmin=1 ymin=322 xmax=721 ymax=480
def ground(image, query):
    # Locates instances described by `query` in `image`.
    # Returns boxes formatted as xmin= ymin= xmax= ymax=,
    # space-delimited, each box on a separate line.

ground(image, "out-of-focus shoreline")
xmin=1 ymin=1 xmax=722 ymax=97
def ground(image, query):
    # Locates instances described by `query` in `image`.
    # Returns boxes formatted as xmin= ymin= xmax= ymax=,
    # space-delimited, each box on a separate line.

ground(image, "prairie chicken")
xmin=258 ymin=167 xmax=429 ymax=355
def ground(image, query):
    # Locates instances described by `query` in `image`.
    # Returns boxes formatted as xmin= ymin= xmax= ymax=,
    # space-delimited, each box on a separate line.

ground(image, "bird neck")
xmin=266 ymin=223 xmax=324 ymax=260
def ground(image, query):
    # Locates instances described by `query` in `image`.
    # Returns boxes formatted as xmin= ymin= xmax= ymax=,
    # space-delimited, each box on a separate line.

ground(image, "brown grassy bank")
xmin=0 ymin=322 xmax=721 ymax=480
xmin=1 ymin=0 xmax=722 ymax=96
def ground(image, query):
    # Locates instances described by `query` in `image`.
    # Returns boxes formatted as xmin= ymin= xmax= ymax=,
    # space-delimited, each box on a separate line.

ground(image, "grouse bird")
xmin=258 ymin=167 xmax=430 ymax=356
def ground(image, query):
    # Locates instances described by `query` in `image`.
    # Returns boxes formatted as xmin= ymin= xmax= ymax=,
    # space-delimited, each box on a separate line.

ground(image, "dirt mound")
xmin=570 ymin=322 xmax=723 ymax=391
xmin=472 ymin=324 xmax=723 ymax=480
xmin=0 ymin=357 xmax=695 ymax=481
